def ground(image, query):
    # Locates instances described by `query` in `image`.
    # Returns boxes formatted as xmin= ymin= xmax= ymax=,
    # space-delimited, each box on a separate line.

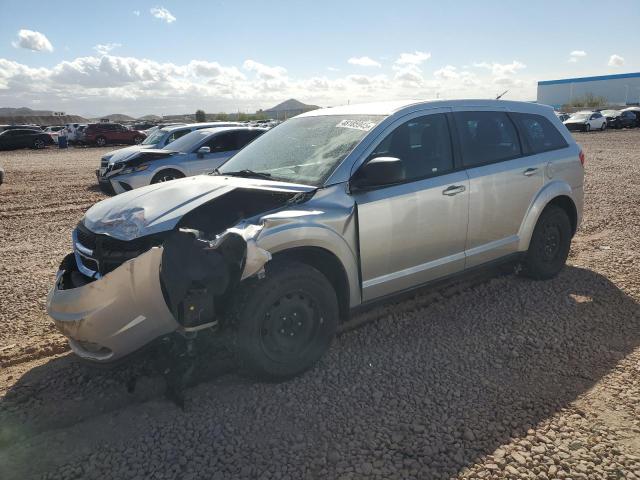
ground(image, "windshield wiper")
xmin=218 ymin=169 xmax=272 ymax=180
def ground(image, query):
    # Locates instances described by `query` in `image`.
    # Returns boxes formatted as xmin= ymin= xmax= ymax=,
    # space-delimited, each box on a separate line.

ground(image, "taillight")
xmin=579 ymin=150 xmax=585 ymax=167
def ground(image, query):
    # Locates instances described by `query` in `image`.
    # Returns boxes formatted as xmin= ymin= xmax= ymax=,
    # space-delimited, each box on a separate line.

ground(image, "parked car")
xmin=621 ymin=107 xmax=640 ymax=127
xmin=0 ymin=125 xmax=42 ymax=133
xmin=97 ymin=126 xmax=266 ymax=194
xmin=554 ymin=112 xmax=570 ymax=123
xmin=44 ymin=125 xmax=64 ymax=144
xmin=48 ymin=99 xmax=583 ymax=379
xmin=600 ymin=109 xmax=637 ymax=129
xmin=563 ymin=111 xmax=606 ymax=131
xmin=82 ymin=123 xmax=146 ymax=147
xmin=98 ymin=122 xmax=242 ymax=184
xmin=0 ymin=128 xmax=55 ymax=150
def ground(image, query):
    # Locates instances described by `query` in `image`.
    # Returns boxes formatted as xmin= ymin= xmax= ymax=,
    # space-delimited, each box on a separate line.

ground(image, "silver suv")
xmin=47 ymin=99 xmax=584 ymax=378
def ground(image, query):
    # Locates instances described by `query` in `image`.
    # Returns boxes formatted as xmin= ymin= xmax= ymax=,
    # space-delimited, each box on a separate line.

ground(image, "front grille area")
xmin=74 ymin=223 xmax=165 ymax=276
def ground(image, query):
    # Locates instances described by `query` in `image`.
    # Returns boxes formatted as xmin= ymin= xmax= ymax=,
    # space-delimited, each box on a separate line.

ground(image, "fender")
xmin=517 ymin=180 xmax=582 ymax=252
xmin=256 ymin=218 xmax=361 ymax=308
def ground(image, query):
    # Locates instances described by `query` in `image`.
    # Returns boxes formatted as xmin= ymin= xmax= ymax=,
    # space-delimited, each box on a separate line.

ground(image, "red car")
xmin=82 ymin=123 xmax=146 ymax=147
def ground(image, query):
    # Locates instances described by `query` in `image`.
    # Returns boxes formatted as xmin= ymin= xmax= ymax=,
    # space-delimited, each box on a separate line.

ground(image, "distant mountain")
xmin=0 ymin=107 xmax=58 ymax=116
xmin=264 ymin=98 xmax=319 ymax=112
xmin=95 ymin=113 xmax=137 ymax=122
xmin=138 ymin=114 xmax=162 ymax=121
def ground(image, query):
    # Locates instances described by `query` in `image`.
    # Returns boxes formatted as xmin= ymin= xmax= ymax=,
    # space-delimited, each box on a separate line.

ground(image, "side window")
xmin=166 ymin=129 xmax=190 ymax=144
xmin=237 ymin=130 xmax=265 ymax=148
xmin=205 ymin=132 xmax=238 ymax=152
xmin=454 ymin=111 xmax=521 ymax=167
xmin=513 ymin=113 xmax=568 ymax=154
xmin=368 ymin=113 xmax=454 ymax=181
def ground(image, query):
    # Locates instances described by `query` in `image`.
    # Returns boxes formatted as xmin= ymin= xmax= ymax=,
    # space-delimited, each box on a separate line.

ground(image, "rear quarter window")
xmin=513 ymin=113 xmax=568 ymax=154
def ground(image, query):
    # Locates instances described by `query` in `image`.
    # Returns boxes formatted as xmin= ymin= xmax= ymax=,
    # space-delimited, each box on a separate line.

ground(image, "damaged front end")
xmin=47 ymin=177 xmax=311 ymax=363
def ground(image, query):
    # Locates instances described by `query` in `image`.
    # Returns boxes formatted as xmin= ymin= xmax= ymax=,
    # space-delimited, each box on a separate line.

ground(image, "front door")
xmin=187 ymin=131 xmax=239 ymax=175
xmin=352 ymin=111 xmax=470 ymax=301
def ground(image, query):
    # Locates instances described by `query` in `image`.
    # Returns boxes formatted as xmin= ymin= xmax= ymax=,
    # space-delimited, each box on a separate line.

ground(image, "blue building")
xmin=537 ymin=72 xmax=640 ymax=108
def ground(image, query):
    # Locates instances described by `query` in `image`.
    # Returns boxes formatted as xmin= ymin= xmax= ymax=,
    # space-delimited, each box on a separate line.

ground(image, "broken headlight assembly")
xmin=83 ymin=207 xmax=148 ymax=241
xmin=120 ymin=164 xmax=149 ymax=175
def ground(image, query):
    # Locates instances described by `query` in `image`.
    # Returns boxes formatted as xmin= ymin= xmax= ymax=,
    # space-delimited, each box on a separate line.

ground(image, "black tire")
xmin=96 ymin=136 xmax=107 ymax=147
xmin=584 ymin=123 xmax=591 ymax=132
xmin=601 ymin=122 xmax=606 ymax=131
xmin=522 ymin=205 xmax=572 ymax=280
xmin=33 ymin=138 xmax=45 ymax=149
xmin=151 ymin=169 xmax=185 ymax=184
xmin=228 ymin=260 xmax=339 ymax=379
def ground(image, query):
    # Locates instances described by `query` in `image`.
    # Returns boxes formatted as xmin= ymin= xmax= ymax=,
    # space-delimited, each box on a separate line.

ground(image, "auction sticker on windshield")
xmin=336 ymin=119 xmax=377 ymax=131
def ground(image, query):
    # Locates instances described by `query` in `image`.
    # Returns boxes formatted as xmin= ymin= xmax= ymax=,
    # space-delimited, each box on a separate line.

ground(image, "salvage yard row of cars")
xmin=557 ymin=106 xmax=640 ymax=132
xmin=45 ymin=99 xmax=586 ymax=382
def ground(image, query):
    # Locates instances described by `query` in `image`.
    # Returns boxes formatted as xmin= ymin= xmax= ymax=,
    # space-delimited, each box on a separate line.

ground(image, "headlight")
xmin=121 ymin=164 xmax=149 ymax=175
xmin=84 ymin=207 xmax=147 ymax=241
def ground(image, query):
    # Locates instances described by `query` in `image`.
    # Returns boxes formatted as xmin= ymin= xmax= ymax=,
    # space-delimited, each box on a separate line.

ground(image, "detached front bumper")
xmin=46 ymin=247 xmax=180 ymax=363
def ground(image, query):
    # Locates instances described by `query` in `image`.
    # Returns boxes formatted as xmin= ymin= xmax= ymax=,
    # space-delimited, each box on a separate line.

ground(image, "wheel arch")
xmin=518 ymin=181 xmax=582 ymax=252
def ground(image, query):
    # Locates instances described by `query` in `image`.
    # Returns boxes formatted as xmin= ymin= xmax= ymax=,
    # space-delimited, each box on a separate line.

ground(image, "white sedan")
xmin=563 ymin=111 xmax=607 ymax=132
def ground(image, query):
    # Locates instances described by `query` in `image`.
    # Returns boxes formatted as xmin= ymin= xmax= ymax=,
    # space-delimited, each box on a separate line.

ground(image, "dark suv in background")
xmin=82 ymin=123 xmax=146 ymax=147
xmin=0 ymin=128 xmax=54 ymax=150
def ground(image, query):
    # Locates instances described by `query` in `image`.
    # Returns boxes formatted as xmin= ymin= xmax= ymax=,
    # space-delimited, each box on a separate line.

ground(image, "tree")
xmin=195 ymin=109 xmax=206 ymax=122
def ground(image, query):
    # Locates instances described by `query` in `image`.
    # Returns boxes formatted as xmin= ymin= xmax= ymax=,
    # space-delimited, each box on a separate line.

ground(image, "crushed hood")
xmin=84 ymin=174 xmax=315 ymax=240
xmin=105 ymin=145 xmax=157 ymax=164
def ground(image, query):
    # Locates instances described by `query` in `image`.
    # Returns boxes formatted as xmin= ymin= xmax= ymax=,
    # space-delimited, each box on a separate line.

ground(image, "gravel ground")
xmin=0 ymin=131 xmax=639 ymax=480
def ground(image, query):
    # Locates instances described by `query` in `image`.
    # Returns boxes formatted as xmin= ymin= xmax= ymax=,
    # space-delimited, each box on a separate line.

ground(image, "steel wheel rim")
xmin=260 ymin=290 xmax=321 ymax=363
xmin=540 ymin=223 xmax=561 ymax=262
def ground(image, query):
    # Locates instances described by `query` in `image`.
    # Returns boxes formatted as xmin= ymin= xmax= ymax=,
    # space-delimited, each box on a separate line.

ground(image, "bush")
xmin=195 ymin=109 xmax=206 ymax=122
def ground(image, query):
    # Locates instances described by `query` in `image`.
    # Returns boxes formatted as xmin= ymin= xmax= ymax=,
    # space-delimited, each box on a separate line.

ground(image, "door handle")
xmin=523 ymin=167 xmax=538 ymax=176
xmin=442 ymin=185 xmax=466 ymax=196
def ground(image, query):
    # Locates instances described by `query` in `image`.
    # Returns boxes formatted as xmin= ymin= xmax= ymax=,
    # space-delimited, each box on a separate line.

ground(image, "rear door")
xmin=186 ymin=131 xmax=240 ymax=175
xmin=353 ymin=110 xmax=470 ymax=301
xmin=452 ymin=108 xmax=544 ymax=267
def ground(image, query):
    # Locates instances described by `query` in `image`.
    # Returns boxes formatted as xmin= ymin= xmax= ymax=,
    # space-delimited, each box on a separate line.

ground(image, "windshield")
xmin=142 ymin=129 xmax=166 ymax=145
xmin=217 ymin=115 xmax=385 ymax=186
xmin=570 ymin=113 xmax=590 ymax=120
xmin=161 ymin=129 xmax=211 ymax=152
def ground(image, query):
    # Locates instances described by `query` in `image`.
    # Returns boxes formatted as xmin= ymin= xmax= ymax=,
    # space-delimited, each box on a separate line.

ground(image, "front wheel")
xmin=151 ymin=169 xmax=185 ymax=184
xmin=33 ymin=138 xmax=45 ymax=149
xmin=133 ymin=136 xmax=144 ymax=144
xmin=584 ymin=123 xmax=591 ymax=132
xmin=95 ymin=136 xmax=107 ymax=147
xmin=228 ymin=260 xmax=339 ymax=379
xmin=601 ymin=122 xmax=606 ymax=131
xmin=522 ymin=205 xmax=572 ymax=280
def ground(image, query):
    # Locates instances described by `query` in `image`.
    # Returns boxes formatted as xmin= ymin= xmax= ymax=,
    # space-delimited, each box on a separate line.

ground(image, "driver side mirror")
xmin=351 ymin=156 xmax=405 ymax=189
xmin=197 ymin=146 xmax=211 ymax=158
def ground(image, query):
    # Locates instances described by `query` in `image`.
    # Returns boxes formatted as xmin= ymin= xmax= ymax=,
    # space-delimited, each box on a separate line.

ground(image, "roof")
xmin=160 ymin=122 xmax=240 ymax=132
xmin=298 ymin=99 xmax=554 ymax=117
xmin=538 ymin=72 xmax=640 ymax=86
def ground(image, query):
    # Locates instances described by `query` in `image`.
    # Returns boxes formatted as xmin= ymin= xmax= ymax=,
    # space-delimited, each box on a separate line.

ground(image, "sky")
xmin=0 ymin=0 xmax=638 ymax=117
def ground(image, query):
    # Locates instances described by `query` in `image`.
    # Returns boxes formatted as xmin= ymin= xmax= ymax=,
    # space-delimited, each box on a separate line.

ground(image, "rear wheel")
xmin=584 ymin=123 xmax=591 ymax=132
xmin=601 ymin=122 xmax=606 ymax=131
xmin=33 ymin=138 xmax=45 ymax=149
xmin=95 ymin=136 xmax=107 ymax=147
xmin=151 ymin=169 xmax=185 ymax=184
xmin=228 ymin=260 xmax=339 ymax=379
xmin=522 ymin=205 xmax=572 ymax=280
xmin=133 ymin=136 xmax=144 ymax=144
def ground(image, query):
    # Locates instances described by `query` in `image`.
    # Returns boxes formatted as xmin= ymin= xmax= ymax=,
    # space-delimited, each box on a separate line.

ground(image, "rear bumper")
xmin=46 ymin=247 xmax=180 ymax=363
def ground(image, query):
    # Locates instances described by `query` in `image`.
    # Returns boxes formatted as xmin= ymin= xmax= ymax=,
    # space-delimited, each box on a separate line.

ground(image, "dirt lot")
xmin=0 ymin=131 xmax=639 ymax=480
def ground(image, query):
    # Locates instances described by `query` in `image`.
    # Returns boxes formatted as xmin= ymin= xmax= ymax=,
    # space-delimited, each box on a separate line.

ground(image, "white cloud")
xmin=327 ymin=66 xmax=340 ymax=72
xmin=395 ymin=51 xmax=431 ymax=66
xmin=12 ymin=29 xmax=53 ymax=52
xmin=0 ymin=54 xmax=539 ymax=116
xmin=608 ymin=54 xmax=625 ymax=67
xmin=93 ymin=43 xmax=122 ymax=56
xmin=347 ymin=56 xmax=381 ymax=68
xmin=150 ymin=6 xmax=176 ymax=23
xmin=473 ymin=60 xmax=526 ymax=76
xmin=568 ymin=50 xmax=586 ymax=63
xmin=133 ymin=10 xmax=141 ymax=16
xmin=434 ymin=65 xmax=459 ymax=80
